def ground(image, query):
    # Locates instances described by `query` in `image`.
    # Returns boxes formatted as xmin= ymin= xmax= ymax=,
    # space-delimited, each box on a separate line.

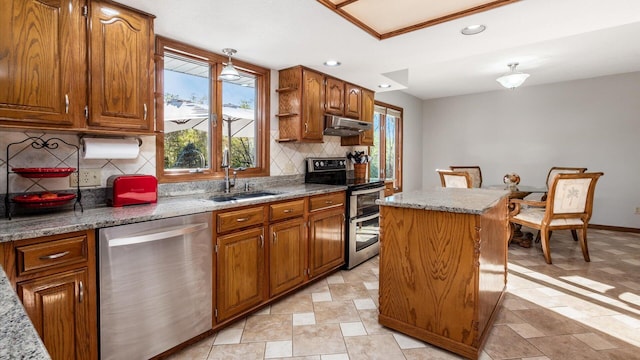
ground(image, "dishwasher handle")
xmin=108 ymin=222 xmax=209 ymax=247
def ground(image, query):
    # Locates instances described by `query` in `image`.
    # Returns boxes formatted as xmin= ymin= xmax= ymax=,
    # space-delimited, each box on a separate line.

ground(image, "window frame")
xmin=155 ymin=36 xmax=270 ymax=183
xmin=372 ymin=101 xmax=403 ymax=193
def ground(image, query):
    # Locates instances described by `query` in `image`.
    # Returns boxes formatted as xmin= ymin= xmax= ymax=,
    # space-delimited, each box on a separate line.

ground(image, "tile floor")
xmin=167 ymin=228 xmax=640 ymax=360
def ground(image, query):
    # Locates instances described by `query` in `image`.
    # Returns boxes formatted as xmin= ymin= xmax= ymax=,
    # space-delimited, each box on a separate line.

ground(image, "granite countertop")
xmin=377 ymin=187 xmax=509 ymax=214
xmin=0 ymin=183 xmax=345 ymax=359
xmin=0 ymin=267 xmax=51 ymax=360
xmin=0 ymin=183 xmax=346 ymax=242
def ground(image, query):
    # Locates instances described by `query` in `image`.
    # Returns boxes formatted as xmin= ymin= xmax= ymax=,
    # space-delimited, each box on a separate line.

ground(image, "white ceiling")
xmin=117 ymin=0 xmax=640 ymax=100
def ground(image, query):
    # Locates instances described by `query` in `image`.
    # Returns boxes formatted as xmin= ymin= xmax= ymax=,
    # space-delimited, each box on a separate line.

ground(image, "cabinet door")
xmin=308 ymin=207 xmax=345 ymax=278
xmin=88 ymin=1 xmax=154 ymax=131
xmin=344 ymin=83 xmax=361 ymax=119
xmin=360 ymin=88 xmax=375 ymax=146
xmin=18 ymin=268 xmax=93 ymax=360
xmin=301 ymin=69 xmax=325 ymax=141
xmin=269 ymin=218 xmax=307 ymax=297
xmin=216 ymin=227 xmax=266 ymax=322
xmin=325 ymin=77 xmax=344 ymax=116
xmin=0 ymin=0 xmax=86 ymax=128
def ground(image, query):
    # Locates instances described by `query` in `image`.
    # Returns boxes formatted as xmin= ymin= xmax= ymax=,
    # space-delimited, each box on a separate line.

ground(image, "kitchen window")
xmin=369 ymin=102 xmax=403 ymax=192
xmin=155 ymin=36 xmax=270 ymax=182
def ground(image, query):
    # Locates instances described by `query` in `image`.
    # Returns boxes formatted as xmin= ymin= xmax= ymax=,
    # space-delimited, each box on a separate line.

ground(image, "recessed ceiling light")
xmin=461 ymin=24 xmax=486 ymax=35
xmin=323 ymin=60 xmax=341 ymax=67
xmin=378 ymin=83 xmax=391 ymax=88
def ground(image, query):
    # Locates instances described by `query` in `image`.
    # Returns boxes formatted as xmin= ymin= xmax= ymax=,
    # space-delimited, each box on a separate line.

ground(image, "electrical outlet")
xmin=69 ymin=169 xmax=102 ymax=187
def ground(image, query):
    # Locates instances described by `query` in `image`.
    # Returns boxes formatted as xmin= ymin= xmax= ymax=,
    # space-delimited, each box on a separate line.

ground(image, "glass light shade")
xmin=496 ymin=63 xmax=530 ymax=89
xmin=496 ymin=72 xmax=530 ymax=89
xmin=219 ymin=63 xmax=241 ymax=81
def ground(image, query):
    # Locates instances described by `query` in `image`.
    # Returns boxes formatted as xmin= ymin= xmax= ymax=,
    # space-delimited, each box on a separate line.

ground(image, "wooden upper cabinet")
xmin=325 ymin=77 xmax=344 ymax=116
xmin=341 ymin=87 xmax=374 ymax=146
xmin=0 ymin=0 xmax=86 ymax=128
xmin=276 ymin=66 xmax=324 ymax=142
xmin=301 ymin=69 xmax=325 ymax=141
xmin=88 ymin=1 xmax=154 ymax=132
xmin=344 ymin=83 xmax=361 ymax=119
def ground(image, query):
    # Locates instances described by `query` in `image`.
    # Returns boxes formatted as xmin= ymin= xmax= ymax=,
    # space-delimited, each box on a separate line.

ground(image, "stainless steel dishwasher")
xmin=98 ymin=212 xmax=212 ymax=360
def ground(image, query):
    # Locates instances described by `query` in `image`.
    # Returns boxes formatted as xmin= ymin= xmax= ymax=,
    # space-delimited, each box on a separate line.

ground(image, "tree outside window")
xmin=369 ymin=102 xmax=403 ymax=193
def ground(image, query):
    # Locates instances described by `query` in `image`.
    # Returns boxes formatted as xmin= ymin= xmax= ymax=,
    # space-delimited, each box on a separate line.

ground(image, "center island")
xmin=376 ymin=188 xmax=510 ymax=360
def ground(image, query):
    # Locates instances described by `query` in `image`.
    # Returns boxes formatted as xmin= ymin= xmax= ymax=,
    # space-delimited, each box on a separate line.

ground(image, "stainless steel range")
xmin=305 ymin=157 xmax=385 ymax=269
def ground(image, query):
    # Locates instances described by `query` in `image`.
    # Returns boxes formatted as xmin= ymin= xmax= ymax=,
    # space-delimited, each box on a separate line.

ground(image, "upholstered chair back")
xmin=449 ymin=166 xmax=482 ymax=188
xmin=546 ymin=167 xmax=587 ymax=190
xmin=438 ymin=170 xmax=472 ymax=188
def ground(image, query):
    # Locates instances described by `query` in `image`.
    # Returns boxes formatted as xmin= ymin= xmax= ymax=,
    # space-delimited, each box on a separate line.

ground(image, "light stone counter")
xmin=377 ymin=187 xmax=509 ymax=214
xmin=0 ymin=183 xmax=345 ymax=359
xmin=0 ymin=183 xmax=346 ymax=242
xmin=0 ymin=267 xmax=50 ymax=360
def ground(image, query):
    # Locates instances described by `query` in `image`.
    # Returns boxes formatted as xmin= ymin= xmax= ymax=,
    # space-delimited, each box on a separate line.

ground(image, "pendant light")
xmin=218 ymin=48 xmax=241 ymax=81
xmin=496 ymin=63 xmax=530 ymax=89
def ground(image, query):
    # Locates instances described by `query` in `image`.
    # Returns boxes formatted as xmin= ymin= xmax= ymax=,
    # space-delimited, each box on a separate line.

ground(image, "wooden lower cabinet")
xmin=269 ymin=217 xmax=307 ymax=297
xmin=18 ymin=269 xmax=92 ymax=360
xmin=216 ymin=226 xmax=266 ymax=322
xmin=2 ymin=230 xmax=97 ymax=360
xmin=308 ymin=207 xmax=345 ymax=278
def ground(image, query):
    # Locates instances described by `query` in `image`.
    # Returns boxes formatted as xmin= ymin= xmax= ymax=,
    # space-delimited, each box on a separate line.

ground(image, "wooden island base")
xmin=377 ymin=190 xmax=509 ymax=360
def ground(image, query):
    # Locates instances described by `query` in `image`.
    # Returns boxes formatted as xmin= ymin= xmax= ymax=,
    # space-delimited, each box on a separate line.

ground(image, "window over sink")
xmin=155 ymin=36 xmax=270 ymax=183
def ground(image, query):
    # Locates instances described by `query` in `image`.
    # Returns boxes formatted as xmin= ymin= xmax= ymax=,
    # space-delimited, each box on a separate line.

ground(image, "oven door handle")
xmin=350 ymin=186 xmax=385 ymax=196
xmin=350 ymin=212 xmax=380 ymax=224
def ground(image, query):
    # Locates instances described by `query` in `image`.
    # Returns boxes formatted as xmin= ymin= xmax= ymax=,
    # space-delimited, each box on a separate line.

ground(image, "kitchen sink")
xmin=209 ymin=191 xmax=278 ymax=203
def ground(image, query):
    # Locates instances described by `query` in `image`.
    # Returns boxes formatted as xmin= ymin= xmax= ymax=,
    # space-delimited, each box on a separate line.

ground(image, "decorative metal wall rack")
xmin=5 ymin=137 xmax=83 ymax=219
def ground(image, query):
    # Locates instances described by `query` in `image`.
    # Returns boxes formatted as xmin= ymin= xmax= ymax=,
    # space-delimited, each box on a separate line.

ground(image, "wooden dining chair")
xmin=438 ymin=170 xmax=472 ymax=188
xmin=509 ymin=172 xmax=603 ymax=264
xmin=539 ymin=166 xmax=588 ymax=242
xmin=449 ymin=165 xmax=482 ymax=188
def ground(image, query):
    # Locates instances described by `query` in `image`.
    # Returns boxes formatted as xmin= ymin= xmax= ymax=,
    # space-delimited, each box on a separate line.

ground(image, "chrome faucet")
xmin=221 ymin=148 xmax=246 ymax=193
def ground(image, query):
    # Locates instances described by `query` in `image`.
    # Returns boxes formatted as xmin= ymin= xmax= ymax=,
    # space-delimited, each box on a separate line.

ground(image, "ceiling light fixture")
xmin=218 ymin=48 xmax=241 ymax=81
xmin=496 ymin=63 xmax=530 ymax=89
xmin=378 ymin=83 xmax=391 ymax=89
xmin=323 ymin=60 xmax=341 ymax=67
xmin=461 ymin=24 xmax=486 ymax=35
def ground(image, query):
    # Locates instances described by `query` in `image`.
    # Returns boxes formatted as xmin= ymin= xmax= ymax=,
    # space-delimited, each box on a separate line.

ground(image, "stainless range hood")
xmin=323 ymin=115 xmax=372 ymax=137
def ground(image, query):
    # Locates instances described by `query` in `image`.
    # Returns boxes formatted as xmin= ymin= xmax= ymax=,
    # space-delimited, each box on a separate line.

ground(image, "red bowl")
xmin=13 ymin=193 xmax=76 ymax=208
xmin=12 ymin=167 xmax=76 ymax=178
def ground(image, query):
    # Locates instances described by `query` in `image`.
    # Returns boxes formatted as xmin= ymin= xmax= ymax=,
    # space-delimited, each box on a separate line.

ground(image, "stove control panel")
xmin=306 ymin=157 xmax=347 ymax=172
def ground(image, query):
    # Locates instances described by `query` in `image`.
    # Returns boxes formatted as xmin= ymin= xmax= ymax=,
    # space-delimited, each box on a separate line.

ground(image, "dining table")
xmin=485 ymin=184 xmax=547 ymax=247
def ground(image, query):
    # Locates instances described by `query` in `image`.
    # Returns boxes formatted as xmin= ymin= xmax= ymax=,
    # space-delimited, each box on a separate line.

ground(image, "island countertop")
xmin=376 ymin=187 xmax=509 ymax=214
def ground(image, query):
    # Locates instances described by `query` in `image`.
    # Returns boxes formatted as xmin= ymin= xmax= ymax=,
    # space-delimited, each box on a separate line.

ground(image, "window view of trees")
xmin=156 ymin=36 xmax=270 ymax=182
xmin=370 ymin=103 xmax=403 ymax=192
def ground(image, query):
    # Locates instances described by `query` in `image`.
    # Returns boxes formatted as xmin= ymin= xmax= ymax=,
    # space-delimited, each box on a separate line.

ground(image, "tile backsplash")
xmin=0 ymin=130 xmax=361 ymax=195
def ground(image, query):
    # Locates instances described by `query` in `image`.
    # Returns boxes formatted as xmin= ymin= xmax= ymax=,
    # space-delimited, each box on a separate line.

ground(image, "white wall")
xmin=375 ymin=90 xmax=424 ymax=192
xmin=422 ymin=72 xmax=640 ymax=228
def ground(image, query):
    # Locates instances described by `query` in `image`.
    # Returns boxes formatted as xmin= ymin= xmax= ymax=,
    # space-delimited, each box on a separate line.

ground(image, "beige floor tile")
xmin=271 ymin=292 xmax=314 ymax=314
xmin=483 ymin=324 xmax=543 ymax=359
xmin=207 ymin=342 xmax=265 ymax=360
xmin=311 ymin=291 xmax=332 ymax=302
xmin=213 ymin=327 xmax=243 ymax=345
xmin=328 ymin=283 xmax=371 ymax=301
xmin=402 ymin=346 xmax=465 ymax=359
xmin=313 ymin=300 xmax=360 ymax=324
xmin=392 ymin=332 xmax=427 ymax=349
xmin=358 ymin=309 xmax=391 ymax=335
xmin=345 ymin=334 xmax=405 ymax=360
xmin=339 ymin=321 xmax=367 ymax=337
xmin=292 ymin=324 xmax=346 ymax=356
xmin=506 ymin=323 xmax=546 ymax=338
xmin=320 ymin=354 xmax=349 ymax=360
xmin=527 ymin=334 xmax=606 ymax=360
xmin=164 ymin=336 xmax=213 ymax=360
xmin=511 ymin=308 xmax=590 ymax=336
xmin=573 ymin=332 xmax=617 ymax=350
xmin=353 ymin=298 xmax=377 ymax=310
xmin=242 ymin=314 xmax=292 ymax=343
xmin=265 ymin=340 xmax=292 ymax=358
xmin=293 ymin=312 xmax=316 ymax=326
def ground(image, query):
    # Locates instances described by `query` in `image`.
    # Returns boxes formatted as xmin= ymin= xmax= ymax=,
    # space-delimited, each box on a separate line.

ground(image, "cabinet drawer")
xmin=16 ymin=235 xmax=88 ymax=277
xmin=270 ymin=199 xmax=305 ymax=221
xmin=217 ymin=206 xmax=265 ymax=233
xmin=309 ymin=192 xmax=345 ymax=212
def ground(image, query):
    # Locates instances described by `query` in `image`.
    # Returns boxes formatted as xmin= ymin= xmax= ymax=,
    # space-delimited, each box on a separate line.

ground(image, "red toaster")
xmin=106 ymin=175 xmax=158 ymax=207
